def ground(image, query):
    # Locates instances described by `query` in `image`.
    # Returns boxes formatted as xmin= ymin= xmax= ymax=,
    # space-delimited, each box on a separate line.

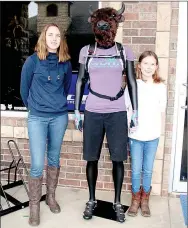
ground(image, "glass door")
xmin=179 ymin=97 xmax=187 ymax=182
xmin=173 ymin=83 xmax=187 ymax=192
xmin=172 ymin=2 xmax=187 ymax=193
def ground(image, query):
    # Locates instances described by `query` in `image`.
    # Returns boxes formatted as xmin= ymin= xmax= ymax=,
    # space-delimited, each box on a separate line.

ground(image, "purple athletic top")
xmin=79 ymin=44 xmax=134 ymax=113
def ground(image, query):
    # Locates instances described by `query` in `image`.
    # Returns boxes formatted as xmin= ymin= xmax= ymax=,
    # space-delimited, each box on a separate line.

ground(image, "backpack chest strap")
xmin=84 ymin=42 xmax=127 ymax=101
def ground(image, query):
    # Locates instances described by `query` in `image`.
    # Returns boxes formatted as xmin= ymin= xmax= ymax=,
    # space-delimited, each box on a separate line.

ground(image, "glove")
xmin=130 ymin=110 xmax=138 ymax=128
xmin=74 ymin=110 xmax=83 ymax=132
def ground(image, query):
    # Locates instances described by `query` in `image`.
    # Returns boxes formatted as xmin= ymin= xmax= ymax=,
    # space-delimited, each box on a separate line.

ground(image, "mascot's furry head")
xmin=88 ymin=3 xmax=125 ymax=47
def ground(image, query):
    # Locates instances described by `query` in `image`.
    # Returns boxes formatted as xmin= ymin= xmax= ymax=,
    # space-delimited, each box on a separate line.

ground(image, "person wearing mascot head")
xmin=74 ymin=3 xmax=138 ymax=223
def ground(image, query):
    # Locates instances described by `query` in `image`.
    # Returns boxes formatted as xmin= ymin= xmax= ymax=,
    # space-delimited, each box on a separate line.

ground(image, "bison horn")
xmin=89 ymin=5 xmax=94 ymax=16
xmin=117 ymin=2 xmax=125 ymax=15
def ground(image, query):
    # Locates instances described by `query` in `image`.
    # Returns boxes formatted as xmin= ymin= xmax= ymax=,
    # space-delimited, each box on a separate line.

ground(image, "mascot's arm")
xmin=75 ymin=63 xmax=87 ymax=111
xmin=125 ymin=60 xmax=138 ymax=111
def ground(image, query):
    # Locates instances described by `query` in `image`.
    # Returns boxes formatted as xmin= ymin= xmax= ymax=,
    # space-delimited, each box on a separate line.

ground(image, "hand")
xmin=130 ymin=110 xmax=138 ymax=128
xmin=74 ymin=110 xmax=83 ymax=132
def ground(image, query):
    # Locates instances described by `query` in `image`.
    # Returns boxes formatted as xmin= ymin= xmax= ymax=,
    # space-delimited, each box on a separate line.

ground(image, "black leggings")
xmin=86 ymin=160 xmax=124 ymax=203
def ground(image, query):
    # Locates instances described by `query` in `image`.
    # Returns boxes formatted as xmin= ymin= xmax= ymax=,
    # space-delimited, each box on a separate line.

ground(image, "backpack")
xmin=83 ymin=42 xmax=127 ymax=101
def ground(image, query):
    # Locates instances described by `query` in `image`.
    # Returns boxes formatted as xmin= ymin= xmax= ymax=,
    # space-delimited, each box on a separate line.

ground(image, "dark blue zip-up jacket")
xmin=20 ymin=52 xmax=72 ymax=117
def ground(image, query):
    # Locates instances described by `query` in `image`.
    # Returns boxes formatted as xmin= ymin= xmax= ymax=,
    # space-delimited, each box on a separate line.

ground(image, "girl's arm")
xmin=20 ymin=57 xmax=35 ymax=108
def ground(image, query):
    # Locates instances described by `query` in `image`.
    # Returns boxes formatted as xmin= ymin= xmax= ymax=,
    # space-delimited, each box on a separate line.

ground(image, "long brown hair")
xmin=35 ymin=23 xmax=70 ymax=62
xmin=136 ymin=51 xmax=164 ymax=83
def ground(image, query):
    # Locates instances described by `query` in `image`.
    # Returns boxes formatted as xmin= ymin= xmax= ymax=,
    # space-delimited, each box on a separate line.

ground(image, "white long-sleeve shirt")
xmin=125 ymin=79 xmax=167 ymax=141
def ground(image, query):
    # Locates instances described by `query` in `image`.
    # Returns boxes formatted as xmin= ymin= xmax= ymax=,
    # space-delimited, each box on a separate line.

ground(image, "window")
xmin=1 ymin=1 xmax=98 ymax=113
xmin=47 ymin=4 xmax=58 ymax=17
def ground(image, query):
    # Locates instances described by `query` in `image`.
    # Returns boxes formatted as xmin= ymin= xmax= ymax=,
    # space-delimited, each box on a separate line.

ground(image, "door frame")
xmin=169 ymin=2 xmax=187 ymax=193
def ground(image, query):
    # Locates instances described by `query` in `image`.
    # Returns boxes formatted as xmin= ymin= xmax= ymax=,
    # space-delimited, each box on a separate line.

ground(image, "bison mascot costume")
xmin=74 ymin=3 xmax=138 ymax=223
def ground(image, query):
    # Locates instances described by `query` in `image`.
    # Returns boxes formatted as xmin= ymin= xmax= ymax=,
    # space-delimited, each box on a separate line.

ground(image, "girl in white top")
xmin=126 ymin=51 xmax=167 ymax=217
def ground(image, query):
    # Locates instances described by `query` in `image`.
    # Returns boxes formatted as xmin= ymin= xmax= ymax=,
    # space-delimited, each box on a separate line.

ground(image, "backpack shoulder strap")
xmin=82 ymin=44 xmax=95 ymax=84
xmin=116 ymin=42 xmax=126 ymax=74
xmin=85 ymin=43 xmax=95 ymax=73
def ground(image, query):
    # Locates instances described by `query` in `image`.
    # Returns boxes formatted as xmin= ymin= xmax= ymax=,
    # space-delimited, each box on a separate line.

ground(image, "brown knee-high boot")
xmin=127 ymin=188 xmax=141 ymax=216
xmin=45 ymin=166 xmax=61 ymax=213
xmin=28 ymin=176 xmax=43 ymax=226
xmin=140 ymin=186 xmax=152 ymax=217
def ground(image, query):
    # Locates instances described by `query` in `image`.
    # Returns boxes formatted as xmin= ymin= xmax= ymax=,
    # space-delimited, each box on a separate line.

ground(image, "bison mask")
xmin=88 ymin=3 xmax=125 ymax=47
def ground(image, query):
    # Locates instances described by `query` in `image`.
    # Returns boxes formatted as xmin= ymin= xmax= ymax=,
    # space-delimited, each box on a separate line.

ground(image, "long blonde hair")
xmin=136 ymin=51 xmax=164 ymax=83
xmin=35 ymin=23 xmax=70 ymax=62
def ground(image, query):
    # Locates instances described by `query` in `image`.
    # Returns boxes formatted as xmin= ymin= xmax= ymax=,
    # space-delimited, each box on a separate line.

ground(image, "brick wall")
xmin=1 ymin=117 xmax=132 ymax=192
xmin=122 ymin=2 xmax=157 ymax=59
xmin=37 ymin=2 xmax=70 ymax=34
xmin=0 ymin=117 xmax=166 ymax=195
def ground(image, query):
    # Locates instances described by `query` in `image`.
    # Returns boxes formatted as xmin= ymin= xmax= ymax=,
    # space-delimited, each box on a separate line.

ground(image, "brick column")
xmin=154 ymin=2 xmax=179 ymax=196
xmin=161 ymin=2 xmax=179 ymax=196
xmin=152 ymin=2 xmax=171 ymax=195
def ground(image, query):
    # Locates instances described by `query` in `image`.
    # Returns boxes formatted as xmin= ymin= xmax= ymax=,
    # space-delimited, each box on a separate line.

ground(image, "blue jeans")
xmin=129 ymin=138 xmax=159 ymax=193
xmin=28 ymin=113 xmax=68 ymax=177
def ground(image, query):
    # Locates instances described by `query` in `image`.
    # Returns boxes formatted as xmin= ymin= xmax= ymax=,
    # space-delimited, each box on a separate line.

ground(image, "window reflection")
xmin=1 ymin=1 xmax=97 ymax=111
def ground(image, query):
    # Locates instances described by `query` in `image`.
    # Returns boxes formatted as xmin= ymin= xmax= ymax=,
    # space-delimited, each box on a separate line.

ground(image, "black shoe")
xmin=83 ymin=200 xmax=97 ymax=220
xmin=113 ymin=203 xmax=126 ymax=223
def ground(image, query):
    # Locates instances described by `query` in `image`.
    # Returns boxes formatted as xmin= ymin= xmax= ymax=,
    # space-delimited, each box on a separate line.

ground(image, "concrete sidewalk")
xmin=1 ymin=185 xmax=186 ymax=228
